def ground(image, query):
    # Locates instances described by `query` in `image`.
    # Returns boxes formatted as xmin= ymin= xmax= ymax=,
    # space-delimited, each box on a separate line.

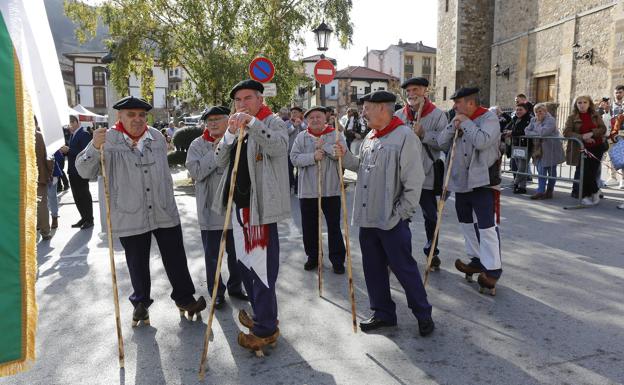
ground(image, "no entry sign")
xmin=314 ymin=59 xmax=336 ymax=85
xmin=249 ymin=57 xmax=275 ymax=83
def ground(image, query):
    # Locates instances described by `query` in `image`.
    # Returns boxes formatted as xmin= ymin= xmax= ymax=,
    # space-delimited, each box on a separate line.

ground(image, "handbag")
xmin=423 ymin=144 xmax=444 ymax=196
xmin=488 ymin=157 xmax=502 ymax=186
xmin=531 ymin=139 xmax=542 ymax=160
xmin=609 ymin=139 xmax=624 ymax=170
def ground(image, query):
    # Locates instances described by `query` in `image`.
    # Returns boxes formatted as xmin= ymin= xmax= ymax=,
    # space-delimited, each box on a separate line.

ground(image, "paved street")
xmin=2 ymin=168 xmax=624 ymax=385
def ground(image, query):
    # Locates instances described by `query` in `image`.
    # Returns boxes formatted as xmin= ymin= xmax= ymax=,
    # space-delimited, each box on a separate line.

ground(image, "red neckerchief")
xmin=469 ymin=106 xmax=489 ymax=120
xmin=372 ymin=116 xmax=404 ymax=139
xmin=113 ymin=121 xmax=147 ymax=141
xmin=242 ymin=208 xmax=269 ymax=253
xmin=307 ymin=124 xmax=335 ymax=138
xmin=202 ymin=129 xmax=216 ymax=142
xmin=255 ymin=105 xmax=273 ymax=121
xmin=404 ymin=98 xmax=436 ymax=121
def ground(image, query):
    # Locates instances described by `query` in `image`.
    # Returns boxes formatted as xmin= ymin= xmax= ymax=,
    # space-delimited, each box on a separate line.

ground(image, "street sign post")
xmin=249 ymin=57 xmax=275 ymax=83
xmin=314 ymin=59 xmax=336 ymax=85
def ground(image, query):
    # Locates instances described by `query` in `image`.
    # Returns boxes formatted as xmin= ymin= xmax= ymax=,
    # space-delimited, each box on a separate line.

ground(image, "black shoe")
xmin=132 ymin=303 xmax=150 ymax=327
xmin=229 ymin=291 xmax=249 ymax=301
xmin=515 ymin=187 xmax=527 ymax=194
xmin=418 ymin=318 xmax=435 ymax=337
xmin=430 ymin=255 xmax=441 ymax=270
xmin=214 ymin=295 xmax=226 ymax=310
xmin=71 ymin=219 xmax=85 ymax=228
xmin=304 ymin=259 xmax=318 ymax=271
xmin=571 ymin=191 xmax=579 ymax=198
xmin=359 ymin=316 xmax=397 ymax=332
xmin=332 ymin=264 xmax=345 ymax=274
xmin=80 ymin=220 xmax=94 ymax=230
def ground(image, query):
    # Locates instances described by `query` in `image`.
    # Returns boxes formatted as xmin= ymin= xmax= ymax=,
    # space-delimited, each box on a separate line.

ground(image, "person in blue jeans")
xmin=525 ymin=103 xmax=565 ymax=200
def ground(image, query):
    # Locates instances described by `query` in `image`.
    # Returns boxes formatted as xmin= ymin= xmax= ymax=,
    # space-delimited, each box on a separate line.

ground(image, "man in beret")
xmin=338 ymin=90 xmax=435 ymax=337
xmin=290 ymin=106 xmax=347 ymax=274
xmin=437 ymin=87 xmax=503 ymax=295
xmin=212 ymin=79 xmax=289 ymax=352
xmin=395 ymin=77 xmax=448 ymax=270
xmin=186 ymin=106 xmax=248 ymax=310
xmin=76 ymin=96 xmax=206 ymax=327
xmin=287 ymin=106 xmax=307 ymax=194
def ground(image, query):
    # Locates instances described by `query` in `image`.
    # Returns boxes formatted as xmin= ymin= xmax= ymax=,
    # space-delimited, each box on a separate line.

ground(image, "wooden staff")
xmin=199 ymin=124 xmax=245 ymax=380
xmin=334 ymin=128 xmax=357 ymax=333
xmin=316 ymin=137 xmax=324 ymax=297
xmin=423 ymin=129 xmax=460 ymax=287
xmin=99 ymin=146 xmax=125 ymax=368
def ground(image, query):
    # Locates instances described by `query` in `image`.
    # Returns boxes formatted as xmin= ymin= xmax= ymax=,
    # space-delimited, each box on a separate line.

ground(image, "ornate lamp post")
xmin=312 ymin=21 xmax=333 ymax=106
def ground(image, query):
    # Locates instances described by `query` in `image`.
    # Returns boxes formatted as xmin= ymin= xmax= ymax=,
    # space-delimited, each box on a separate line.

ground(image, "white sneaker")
xmin=581 ymin=197 xmax=595 ymax=206
xmin=592 ymin=193 xmax=600 ymax=205
xmin=618 ymin=203 xmax=624 ymax=210
xmin=606 ymin=178 xmax=617 ymax=185
xmin=619 ymin=180 xmax=624 ymax=189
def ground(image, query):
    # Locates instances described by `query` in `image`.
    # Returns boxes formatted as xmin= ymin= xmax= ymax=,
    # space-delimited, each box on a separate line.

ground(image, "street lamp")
xmin=572 ymin=43 xmax=594 ymax=65
xmin=101 ymin=49 xmax=117 ymax=128
xmin=312 ymin=21 xmax=333 ymax=107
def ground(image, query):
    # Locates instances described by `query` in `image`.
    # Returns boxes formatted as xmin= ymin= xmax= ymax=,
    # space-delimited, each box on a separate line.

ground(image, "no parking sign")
xmin=249 ymin=57 xmax=275 ymax=83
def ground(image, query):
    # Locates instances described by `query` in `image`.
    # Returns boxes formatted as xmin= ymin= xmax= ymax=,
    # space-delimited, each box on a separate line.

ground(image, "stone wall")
xmin=435 ymin=0 xmax=458 ymax=110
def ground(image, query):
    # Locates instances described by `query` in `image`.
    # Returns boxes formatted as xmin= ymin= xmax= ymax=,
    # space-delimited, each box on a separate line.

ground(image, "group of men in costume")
xmin=74 ymin=76 xmax=503 ymax=353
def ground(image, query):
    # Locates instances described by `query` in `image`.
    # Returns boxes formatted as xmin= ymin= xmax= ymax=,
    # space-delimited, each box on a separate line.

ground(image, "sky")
xmin=296 ymin=0 xmax=438 ymax=68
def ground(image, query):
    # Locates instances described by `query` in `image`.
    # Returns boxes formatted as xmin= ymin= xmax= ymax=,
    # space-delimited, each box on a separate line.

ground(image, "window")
xmin=533 ymin=75 xmax=556 ymax=103
xmin=422 ymin=57 xmax=432 ymax=77
xmin=331 ymin=86 xmax=336 ymax=96
xmin=93 ymin=87 xmax=106 ymax=108
xmin=443 ymin=86 xmax=447 ymax=101
xmin=378 ymin=87 xmax=385 ymax=91
xmin=405 ymin=56 xmax=413 ymax=65
xmin=364 ymin=86 xmax=371 ymax=94
xmin=445 ymin=0 xmax=449 ymax=12
xmin=92 ymin=67 xmax=106 ymax=86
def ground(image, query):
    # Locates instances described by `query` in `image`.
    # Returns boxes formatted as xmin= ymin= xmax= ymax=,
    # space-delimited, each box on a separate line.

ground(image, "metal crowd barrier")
xmin=501 ymin=135 xmax=586 ymax=209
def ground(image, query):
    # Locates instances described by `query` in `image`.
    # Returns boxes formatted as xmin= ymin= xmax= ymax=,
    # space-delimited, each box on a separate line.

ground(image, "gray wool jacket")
xmin=525 ymin=113 xmax=565 ymax=168
xmin=437 ymin=109 xmax=501 ymax=193
xmin=395 ymin=106 xmax=448 ymax=190
xmin=76 ymin=127 xmax=180 ymax=237
xmin=289 ymin=129 xmax=347 ymax=199
xmin=211 ymin=114 xmax=291 ymax=226
xmin=186 ymin=136 xmax=226 ymax=231
xmin=342 ymin=123 xmax=425 ymax=230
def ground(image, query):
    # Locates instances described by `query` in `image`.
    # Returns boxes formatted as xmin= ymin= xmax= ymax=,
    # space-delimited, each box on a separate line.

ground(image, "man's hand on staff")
xmin=228 ymin=112 xmax=253 ymax=135
xmin=93 ymin=127 xmax=107 ymax=150
xmin=334 ymin=142 xmax=347 ymax=157
xmin=453 ymin=114 xmax=469 ymax=136
xmin=413 ymin=122 xmax=424 ymax=139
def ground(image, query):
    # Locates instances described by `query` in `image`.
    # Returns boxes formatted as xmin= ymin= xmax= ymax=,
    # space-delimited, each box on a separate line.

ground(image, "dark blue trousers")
xmin=119 ymin=224 xmax=196 ymax=308
xmin=201 ymin=229 xmax=243 ymax=298
xmin=238 ymin=223 xmax=280 ymax=337
xmin=359 ymin=220 xmax=432 ymax=323
xmin=455 ymin=188 xmax=502 ymax=279
xmin=299 ymin=196 xmax=346 ymax=267
xmin=419 ymin=189 xmax=440 ymax=257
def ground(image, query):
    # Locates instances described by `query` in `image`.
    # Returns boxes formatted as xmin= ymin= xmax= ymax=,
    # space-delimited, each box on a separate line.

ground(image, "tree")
xmin=65 ymin=0 xmax=353 ymax=109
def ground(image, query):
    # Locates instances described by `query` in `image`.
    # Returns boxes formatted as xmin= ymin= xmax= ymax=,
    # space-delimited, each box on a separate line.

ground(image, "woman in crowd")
xmin=525 ymin=103 xmax=565 ymax=200
xmin=564 ymin=95 xmax=607 ymax=206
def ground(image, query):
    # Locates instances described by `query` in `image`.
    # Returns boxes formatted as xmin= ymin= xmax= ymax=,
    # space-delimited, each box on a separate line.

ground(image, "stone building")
xmin=334 ymin=66 xmax=400 ymax=113
xmin=436 ymin=0 xmax=624 ymax=116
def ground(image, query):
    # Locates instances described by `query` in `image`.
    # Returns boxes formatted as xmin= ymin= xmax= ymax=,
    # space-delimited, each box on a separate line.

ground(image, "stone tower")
xmin=435 ymin=0 xmax=495 ymax=110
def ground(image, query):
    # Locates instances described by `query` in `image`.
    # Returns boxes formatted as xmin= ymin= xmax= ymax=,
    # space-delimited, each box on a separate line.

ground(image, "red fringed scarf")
xmin=241 ymin=208 xmax=269 ymax=253
xmin=307 ymin=124 xmax=335 ymax=138
xmin=404 ymin=98 xmax=436 ymax=122
xmin=256 ymin=105 xmax=273 ymax=121
xmin=372 ymin=116 xmax=404 ymax=139
xmin=202 ymin=129 xmax=216 ymax=142
xmin=469 ymin=106 xmax=489 ymax=121
xmin=113 ymin=121 xmax=147 ymax=142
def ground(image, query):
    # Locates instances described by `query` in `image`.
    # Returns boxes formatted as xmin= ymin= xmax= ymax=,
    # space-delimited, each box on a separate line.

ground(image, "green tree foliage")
xmin=64 ymin=0 xmax=353 ymax=109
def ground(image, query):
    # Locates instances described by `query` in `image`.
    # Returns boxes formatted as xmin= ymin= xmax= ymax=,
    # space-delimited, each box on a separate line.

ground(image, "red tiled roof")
xmin=335 ymin=66 xmax=399 ymax=81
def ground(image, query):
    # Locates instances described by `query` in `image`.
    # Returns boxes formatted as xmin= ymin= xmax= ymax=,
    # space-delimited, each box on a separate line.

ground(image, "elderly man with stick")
xmin=290 ymin=106 xmax=347 ymax=275
xmin=338 ymin=90 xmax=435 ymax=337
xmin=395 ymin=77 xmax=448 ymax=270
xmin=437 ymin=87 xmax=503 ymax=296
xmin=76 ymin=96 xmax=206 ymax=327
xmin=186 ymin=106 xmax=249 ymax=310
xmin=211 ymin=79 xmax=290 ymax=355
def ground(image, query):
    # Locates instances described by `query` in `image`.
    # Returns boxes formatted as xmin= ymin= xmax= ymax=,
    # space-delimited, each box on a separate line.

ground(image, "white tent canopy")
xmin=71 ymin=104 xmax=107 ymax=122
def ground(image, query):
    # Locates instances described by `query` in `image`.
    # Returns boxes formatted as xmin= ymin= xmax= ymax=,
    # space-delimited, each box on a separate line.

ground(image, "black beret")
xmin=112 ymin=96 xmax=152 ymax=111
xmin=450 ymin=87 xmax=480 ymax=100
xmin=229 ymin=79 xmax=264 ymax=99
xmin=304 ymin=106 xmax=327 ymax=118
xmin=359 ymin=90 xmax=397 ymax=104
xmin=201 ymin=105 xmax=230 ymax=121
xmin=290 ymin=106 xmax=303 ymax=113
xmin=401 ymin=77 xmax=429 ymax=88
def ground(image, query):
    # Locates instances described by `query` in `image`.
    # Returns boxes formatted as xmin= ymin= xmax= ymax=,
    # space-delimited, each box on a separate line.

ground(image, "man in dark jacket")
xmin=60 ymin=115 xmax=93 ymax=229
xmin=504 ymin=103 xmax=532 ymax=194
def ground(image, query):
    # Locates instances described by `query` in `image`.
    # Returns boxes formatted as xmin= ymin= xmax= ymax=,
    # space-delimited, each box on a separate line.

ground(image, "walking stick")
xmin=316 ymin=138 xmax=324 ymax=297
xmin=99 ymin=146 xmax=125 ymax=368
xmin=423 ymin=129 xmax=460 ymax=287
xmin=199 ymin=124 xmax=245 ymax=379
xmin=335 ymin=131 xmax=357 ymax=333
